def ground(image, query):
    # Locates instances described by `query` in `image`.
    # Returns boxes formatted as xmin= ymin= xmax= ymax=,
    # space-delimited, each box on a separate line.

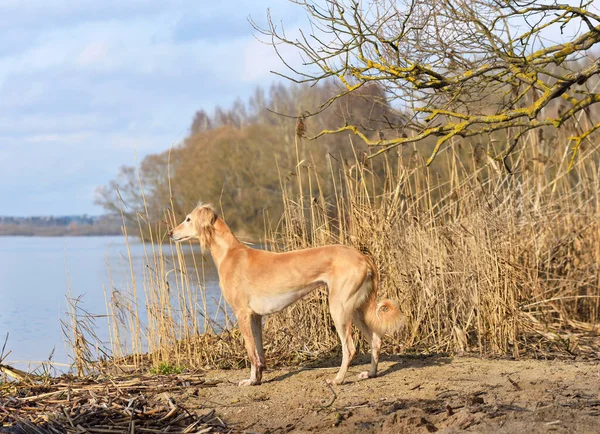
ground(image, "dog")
xmin=169 ymin=203 xmax=404 ymax=385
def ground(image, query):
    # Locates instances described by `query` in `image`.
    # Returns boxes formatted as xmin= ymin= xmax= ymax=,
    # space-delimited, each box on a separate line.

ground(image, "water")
xmin=0 ymin=236 xmax=221 ymax=370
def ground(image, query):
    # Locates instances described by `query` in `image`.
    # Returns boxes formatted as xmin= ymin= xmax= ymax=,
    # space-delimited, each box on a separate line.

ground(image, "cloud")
xmin=172 ymin=12 xmax=250 ymax=43
xmin=0 ymin=0 xmax=308 ymax=215
xmin=0 ymin=0 xmax=167 ymax=31
xmin=241 ymin=24 xmax=308 ymax=83
xmin=0 ymin=113 xmax=114 ymax=135
xmin=76 ymin=41 xmax=108 ymax=67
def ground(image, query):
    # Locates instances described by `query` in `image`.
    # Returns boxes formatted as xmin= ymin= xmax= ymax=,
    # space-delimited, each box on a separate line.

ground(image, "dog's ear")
xmin=196 ymin=204 xmax=217 ymax=226
xmin=194 ymin=205 xmax=217 ymax=249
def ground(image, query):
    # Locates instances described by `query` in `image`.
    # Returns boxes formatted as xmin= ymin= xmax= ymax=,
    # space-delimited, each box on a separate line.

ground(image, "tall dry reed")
xmin=101 ymin=184 xmax=241 ymax=372
xmin=69 ymin=123 xmax=599 ymax=375
xmin=262 ymin=129 xmax=600 ymax=361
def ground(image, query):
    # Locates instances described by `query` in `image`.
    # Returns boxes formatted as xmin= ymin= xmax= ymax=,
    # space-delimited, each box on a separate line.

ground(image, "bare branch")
xmin=257 ymin=0 xmax=600 ymax=166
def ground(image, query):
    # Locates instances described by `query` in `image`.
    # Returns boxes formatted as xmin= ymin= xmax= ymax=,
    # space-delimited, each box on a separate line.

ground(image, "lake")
xmin=0 ymin=236 xmax=221 ymax=371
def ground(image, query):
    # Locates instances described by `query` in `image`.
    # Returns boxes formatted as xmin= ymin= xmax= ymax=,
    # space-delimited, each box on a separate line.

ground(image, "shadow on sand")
xmin=266 ymin=353 xmax=452 ymax=384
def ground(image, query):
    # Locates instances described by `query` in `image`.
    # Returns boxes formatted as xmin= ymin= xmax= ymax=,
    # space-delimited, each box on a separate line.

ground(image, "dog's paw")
xmin=238 ymin=379 xmax=258 ymax=386
xmin=357 ymin=371 xmax=376 ymax=380
xmin=326 ymin=377 xmax=344 ymax=386
xmin=357 ymin=371 xmax=370 ymax=380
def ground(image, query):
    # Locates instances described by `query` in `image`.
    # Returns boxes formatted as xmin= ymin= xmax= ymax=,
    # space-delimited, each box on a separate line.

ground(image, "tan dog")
xmin=169 ymin=203 xmax=404 ymax=386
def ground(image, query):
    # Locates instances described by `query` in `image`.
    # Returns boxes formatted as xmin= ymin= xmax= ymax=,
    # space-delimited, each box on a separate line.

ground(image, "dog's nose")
xmin=168 ymin=230 xmax=173 ymax=238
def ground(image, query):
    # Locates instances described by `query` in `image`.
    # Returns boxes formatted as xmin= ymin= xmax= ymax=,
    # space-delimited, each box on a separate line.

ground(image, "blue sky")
xmin=0 ymin=0 xmax=303 ymax=216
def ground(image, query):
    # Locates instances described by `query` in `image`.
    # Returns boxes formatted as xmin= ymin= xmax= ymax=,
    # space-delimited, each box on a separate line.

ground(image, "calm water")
xmin=0 ymin=236 xmax=221 ymax=369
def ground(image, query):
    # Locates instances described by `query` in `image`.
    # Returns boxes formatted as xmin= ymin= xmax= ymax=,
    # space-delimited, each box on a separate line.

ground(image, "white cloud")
xmin=0 ymin=0 xmax=168 ymax=30
xmin=0 ymin=113 xmax=113 ymax=134
xmin=241 ymin=34 xmax=309 ymax=83
xmin=0 ymin=14 xmax=253 ymax=81
xmin=241 ymin=15 xmax=326 ymax=84
xmin=76 ymin=41 xmax=108 ymax=67
xmin=107 ymin=132 xmax=180 ymax=152
xmin=24 ymin=132 xmax=94 ymax=144
xmin=0 ymin=0 xmax=309 ymax=215
xmin=242 ymin=38 xmax=281 ymax=82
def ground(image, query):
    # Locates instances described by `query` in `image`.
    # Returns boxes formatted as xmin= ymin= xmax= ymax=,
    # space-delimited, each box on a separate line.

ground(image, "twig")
xmin=507 ymin=377 xmax=522 ymax=391
xmin=319 ymin=382 xmax=338 ymax=409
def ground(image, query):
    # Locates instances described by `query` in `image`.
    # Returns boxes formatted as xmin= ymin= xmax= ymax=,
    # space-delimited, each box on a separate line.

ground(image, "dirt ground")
xmin=174 ymin=354 xmax=600 ymax=433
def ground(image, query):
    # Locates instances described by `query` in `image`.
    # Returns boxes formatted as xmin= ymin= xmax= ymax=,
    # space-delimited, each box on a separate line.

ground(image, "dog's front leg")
xmin=251 ymin=314 xmax=265 ymax=376
xmin=238 ymin=311 xmax=264 ymax=386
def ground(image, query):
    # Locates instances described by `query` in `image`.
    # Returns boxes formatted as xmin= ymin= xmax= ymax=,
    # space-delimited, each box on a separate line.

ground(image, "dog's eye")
xmin=186 ymin=217 xmax=191 ymax=222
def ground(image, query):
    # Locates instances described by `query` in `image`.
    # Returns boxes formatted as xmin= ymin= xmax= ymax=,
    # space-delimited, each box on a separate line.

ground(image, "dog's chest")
xmin=249 ymin=289 xmax=312 ymax=315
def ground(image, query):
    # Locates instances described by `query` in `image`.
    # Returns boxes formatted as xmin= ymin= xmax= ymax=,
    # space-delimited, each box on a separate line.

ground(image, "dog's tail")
xmin=359 ymin=256 xmax=405 ymax=336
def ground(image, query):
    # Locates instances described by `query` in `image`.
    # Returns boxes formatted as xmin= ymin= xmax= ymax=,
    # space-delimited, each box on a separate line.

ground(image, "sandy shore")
xmin=185 ymin=354 xmax=600 ymax=433
xmin=2 ymin=354 xmax=599 ymax=433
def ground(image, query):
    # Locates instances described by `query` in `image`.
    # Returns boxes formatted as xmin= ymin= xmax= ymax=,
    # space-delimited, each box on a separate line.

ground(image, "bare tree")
xmin=255 ymin=0 xmax=600 ymax=169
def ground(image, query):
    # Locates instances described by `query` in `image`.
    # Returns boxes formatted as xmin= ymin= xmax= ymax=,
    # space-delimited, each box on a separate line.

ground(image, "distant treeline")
xmin=96 ymin=81 xmax=407 ymax=236
xmin=0 ymin=215 xmax=122 ymax=236
xmin=96 ymin=78 xmax=600 ymax=239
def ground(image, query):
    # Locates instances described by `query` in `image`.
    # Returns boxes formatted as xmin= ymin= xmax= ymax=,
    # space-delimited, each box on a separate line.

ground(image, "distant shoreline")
xmin=0 ymin=232 xmax=122 ymax=237
xmin=0 ymin=214 xmax=122 ymax=237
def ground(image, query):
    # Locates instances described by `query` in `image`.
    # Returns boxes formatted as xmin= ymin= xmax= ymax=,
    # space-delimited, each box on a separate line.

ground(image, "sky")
xmin=1 ymin=2 xmax=593 ymax=217
xmin=0 ymin=0 xmax=304 ymax=216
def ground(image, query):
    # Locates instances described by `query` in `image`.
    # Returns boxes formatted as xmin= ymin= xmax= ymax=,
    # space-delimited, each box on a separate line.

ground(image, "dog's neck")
xmin=207 ymin=217 xmax=241 ymax=268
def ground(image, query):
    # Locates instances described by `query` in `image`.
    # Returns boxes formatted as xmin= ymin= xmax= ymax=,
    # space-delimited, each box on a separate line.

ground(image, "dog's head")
xmin=169 ymin=202 xmax=217 ymax=249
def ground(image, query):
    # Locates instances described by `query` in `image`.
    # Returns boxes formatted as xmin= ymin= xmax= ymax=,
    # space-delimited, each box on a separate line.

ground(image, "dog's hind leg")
xmin=328 ymin=300 xmax=356 ymax=385
xmin=354 ymin=314 xmax=381 ymax=379
xmin=238 ymin=311 xmax=264 ymax=386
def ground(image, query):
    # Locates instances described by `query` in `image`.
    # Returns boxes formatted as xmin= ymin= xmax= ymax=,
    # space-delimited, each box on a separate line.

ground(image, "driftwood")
xmin=0 ymin=365 xmax=33 ymax=382
xmin=0 ymin=369 xmax=233 ymax=433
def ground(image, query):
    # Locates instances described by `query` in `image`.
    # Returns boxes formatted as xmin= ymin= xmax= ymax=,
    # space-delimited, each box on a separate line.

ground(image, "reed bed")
xmin=262 ymin=129 xmax=600 ymax=360
xmin=57 ymin=121 xmax=600 ymax=376
xmin=97 ymin=188 xmax=238 ymax=373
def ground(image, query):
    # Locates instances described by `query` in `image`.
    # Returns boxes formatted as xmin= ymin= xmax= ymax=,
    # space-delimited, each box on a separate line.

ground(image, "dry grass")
xmin=0 ymin=372 xmax=233 ymax=433
xmin=60 ymin=123 xmax=600 ymax=375
xmin=262 ymin=129 xmax=600 ymax=360
xmin=98 ymin=171 xmax=239 ymax=373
